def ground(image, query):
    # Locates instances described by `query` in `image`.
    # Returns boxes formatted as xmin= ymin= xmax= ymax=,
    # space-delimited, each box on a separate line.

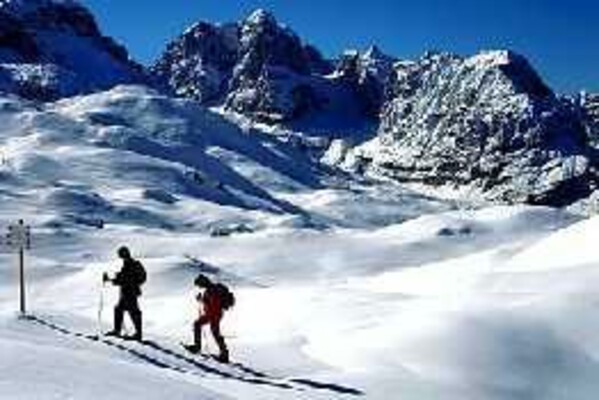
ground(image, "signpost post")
xmin=6 ymin=220 xmax=31 ymax=316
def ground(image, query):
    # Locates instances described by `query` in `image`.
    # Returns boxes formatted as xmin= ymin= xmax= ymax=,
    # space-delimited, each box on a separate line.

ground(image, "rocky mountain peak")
xmin=243 ymin=8 xmax=277 ymax=28
xmin=362 ymin=45 xmax=388 ymax=62
xmin=465 ymin=50 xmax=552 ymax=98
xmin=153 ymin=9 xmax=338 ymax=122
xmin=151 ymin=12 xmax=596 ymax=208
xmin=236 ymin=8 xmax=311 ymax=76
xmin=360 ymin=45 xmax=395 ymax=79
xmin=151 ymin=18 xmax=239 ymax=101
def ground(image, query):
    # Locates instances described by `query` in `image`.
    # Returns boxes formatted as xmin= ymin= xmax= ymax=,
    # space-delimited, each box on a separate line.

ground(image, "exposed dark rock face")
xmin=332 ymin=46 xmax=396 ymax=118
xmin=0 ymin=10 xmax=41 ymax=62
xmin=581 ymin=92 xmax=599 ymax=147
xmin=224 ymin=9 xmax=326 ymax=121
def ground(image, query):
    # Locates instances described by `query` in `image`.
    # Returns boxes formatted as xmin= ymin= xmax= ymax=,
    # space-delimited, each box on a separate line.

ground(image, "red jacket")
xmin=200 ymin=286 xmax=223 ymax=321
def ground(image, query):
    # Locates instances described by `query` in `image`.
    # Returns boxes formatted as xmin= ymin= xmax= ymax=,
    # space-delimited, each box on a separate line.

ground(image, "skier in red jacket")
xmin=185 ymin=274 xmax=230 ymax=363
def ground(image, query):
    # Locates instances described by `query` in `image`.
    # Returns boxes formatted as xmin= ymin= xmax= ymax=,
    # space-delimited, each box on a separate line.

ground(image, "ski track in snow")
xmin=26 ymin=314 xmax=363 ymax=395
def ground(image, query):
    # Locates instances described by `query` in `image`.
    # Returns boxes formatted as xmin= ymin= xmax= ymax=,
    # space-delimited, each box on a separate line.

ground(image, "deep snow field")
xmin=0 ymin=86 xmax=598 ymax=400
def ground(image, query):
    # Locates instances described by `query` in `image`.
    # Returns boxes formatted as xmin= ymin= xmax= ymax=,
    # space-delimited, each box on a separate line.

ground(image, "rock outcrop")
xmin=332 ymin=45 xmax=396 ymax=117
xmin=581 ymin=92 xmax=599 ymax=147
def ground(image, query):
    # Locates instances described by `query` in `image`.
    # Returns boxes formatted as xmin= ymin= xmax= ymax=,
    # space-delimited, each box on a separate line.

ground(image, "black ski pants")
xmin=114 ymin=295 xmax=142 ymax=337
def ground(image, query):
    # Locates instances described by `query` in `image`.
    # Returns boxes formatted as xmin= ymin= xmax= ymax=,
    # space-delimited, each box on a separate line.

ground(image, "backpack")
xmin=133 ymin=260 xmax=147 ymax=286
xmin=214 ymin=283 xmax=235 ymax=310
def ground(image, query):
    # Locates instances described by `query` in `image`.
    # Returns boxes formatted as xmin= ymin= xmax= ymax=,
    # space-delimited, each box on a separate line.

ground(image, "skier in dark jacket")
xmin=185 ymin=274 xmax=230 ymax=363
xmin=104 ymin=246 xmax=146 ymax=341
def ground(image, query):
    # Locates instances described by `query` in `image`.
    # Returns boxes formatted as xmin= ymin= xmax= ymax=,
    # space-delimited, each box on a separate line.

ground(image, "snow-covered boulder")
xmin=0 ymin=0 xmax=145 ymax=100
xmin=350 ymin=50 xmax=597 ymax=206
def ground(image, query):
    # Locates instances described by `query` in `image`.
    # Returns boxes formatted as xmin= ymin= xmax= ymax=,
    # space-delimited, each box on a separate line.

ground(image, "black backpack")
xmin=133 ymin=260 xmax=147 ymax=286
xmin=214 ymin=283 xmax=235 ymax=310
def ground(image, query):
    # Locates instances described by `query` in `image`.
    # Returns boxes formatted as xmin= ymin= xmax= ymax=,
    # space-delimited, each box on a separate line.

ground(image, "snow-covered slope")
xmin=0 ymin=316 xmax=229 ymax=400
xmin=0 ymin=0 xmax=145 ymax=100
xmin=0 ymin=85 xmax=329 ymax=224
xmin=0 ymin=84 xmax=452 ymax=235
xmin=0 ymin=84 xmax=598 ymax=399
xmin=0 ymin=83 xmax=452 ymax=399
xmin=346 ymin=51 xmax=596 ymax=207
xmin=2 ymin=195 xmax=597 ymax=399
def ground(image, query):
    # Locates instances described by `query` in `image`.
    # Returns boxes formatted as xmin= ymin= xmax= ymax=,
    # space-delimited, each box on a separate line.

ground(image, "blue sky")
xmin=81 ymin=0 xmax=598 ymax=93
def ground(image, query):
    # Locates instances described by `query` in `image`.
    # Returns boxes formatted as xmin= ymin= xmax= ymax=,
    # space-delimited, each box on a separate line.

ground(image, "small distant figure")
xmin=104 ymin=246 xmax=147 ymax=341
xmin=184 ymin=274 xmax=235 ymax=363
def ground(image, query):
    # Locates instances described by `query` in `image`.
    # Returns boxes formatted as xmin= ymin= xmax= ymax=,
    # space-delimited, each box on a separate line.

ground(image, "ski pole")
xmin=98 ymin=274 xmax=107 ymax=336
xmin=202 ymin=317 xmax=210 ymax=354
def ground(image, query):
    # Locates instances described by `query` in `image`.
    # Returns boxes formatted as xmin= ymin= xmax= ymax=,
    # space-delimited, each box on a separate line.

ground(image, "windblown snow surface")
xmin=0 ymin=85 xmax=597 ymax=400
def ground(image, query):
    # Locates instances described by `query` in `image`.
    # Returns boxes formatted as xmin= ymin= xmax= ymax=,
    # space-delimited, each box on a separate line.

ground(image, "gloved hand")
xmin=102 ymin=272 xmax=111 ymax=283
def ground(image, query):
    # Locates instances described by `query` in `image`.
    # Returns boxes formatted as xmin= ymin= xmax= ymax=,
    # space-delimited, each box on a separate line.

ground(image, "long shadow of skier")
xmin=25 ymin=315 xmax=364 ymax=396
xmin=25 ymin=315 xmax=292 ymax=389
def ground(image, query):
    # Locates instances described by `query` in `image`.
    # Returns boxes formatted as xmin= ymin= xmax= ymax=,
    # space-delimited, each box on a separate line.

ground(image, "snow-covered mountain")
xmin=0 ymin=3 xmax=594 ymax=209
xmin=345 ymin=51 xmax=597 ymax=206
xmin=152 ymin=9 xmax=388 ymax=126
xmin=153 ymin=10 xmax=598 ymax=208
xmin=0 ymin=84 xmax=341 ymax=229
xmin=153 ymin=10 xmax=326 ymax=115
xmin=0 ymin=0 xmax=145 ymax=100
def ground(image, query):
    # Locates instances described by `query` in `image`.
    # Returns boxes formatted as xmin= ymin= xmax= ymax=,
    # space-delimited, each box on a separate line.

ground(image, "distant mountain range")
xmin=0 ymin=0 xmax=597 ymax=208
